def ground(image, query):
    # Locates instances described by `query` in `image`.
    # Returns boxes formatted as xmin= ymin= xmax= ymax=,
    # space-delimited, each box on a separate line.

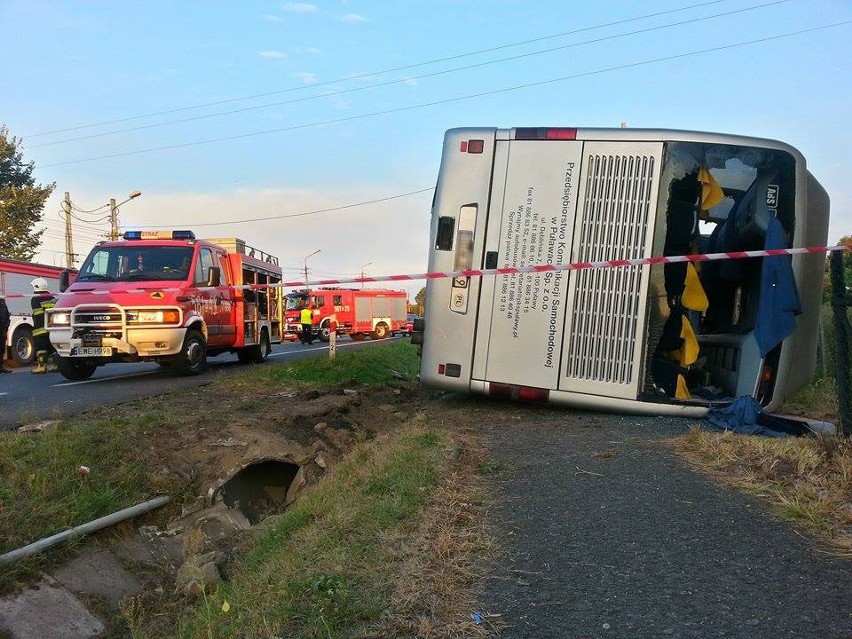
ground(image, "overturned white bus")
xmin=417 ymin=127 xmax=830 ymax=416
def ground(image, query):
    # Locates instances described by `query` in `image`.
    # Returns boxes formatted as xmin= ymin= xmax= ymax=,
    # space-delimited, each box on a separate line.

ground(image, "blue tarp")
xmin=754 ymin=216 xmax=802 ymax=357
xmin=706 ymin=396 xmax=810 ymax=437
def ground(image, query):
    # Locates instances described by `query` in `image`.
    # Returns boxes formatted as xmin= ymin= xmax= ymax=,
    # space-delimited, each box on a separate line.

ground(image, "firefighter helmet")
xmin=31 ymin=277 xmax=49 ymax=293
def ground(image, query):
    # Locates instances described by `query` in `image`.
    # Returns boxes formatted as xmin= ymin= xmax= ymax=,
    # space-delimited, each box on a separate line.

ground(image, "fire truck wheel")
xmin=318 ymin=321 xmax=331 ymax=342
xmin=56 ymin=357 xmax=97 ymax=381
xmin=256 ymin=329 xmax=272 ymax=362
xmin=238 ymin=329 xmax=271 ymax=364
xmin=174 ymin=329 xmax=207 ymax=376
xmin=11 ymin=326 xmax=35 ymax=365
xmin=371 ymin=323 xmax=390 ymax=340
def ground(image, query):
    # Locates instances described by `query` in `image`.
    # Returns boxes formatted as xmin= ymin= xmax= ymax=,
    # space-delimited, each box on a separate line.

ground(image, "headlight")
xmin=48 ymin=312 xmax=71 ymax=327
xmin=127 ymin=309 xmax=181 ymax=324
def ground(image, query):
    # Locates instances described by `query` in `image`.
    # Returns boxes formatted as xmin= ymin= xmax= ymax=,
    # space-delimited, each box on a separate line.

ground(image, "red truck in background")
xmin=1 ymin=258 xmax=76 ymax=365
xmin=47 ymin=231 xmax=284 ymax=380
xmin=284 ymin=288 xmax=408 ymax=341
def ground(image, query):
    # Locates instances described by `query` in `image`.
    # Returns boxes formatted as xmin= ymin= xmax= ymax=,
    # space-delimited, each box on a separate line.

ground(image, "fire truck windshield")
xmin=77 ymin=246 xmax=194 ymax=282
xmin=285 ymin=292 xmax=308 ymax=310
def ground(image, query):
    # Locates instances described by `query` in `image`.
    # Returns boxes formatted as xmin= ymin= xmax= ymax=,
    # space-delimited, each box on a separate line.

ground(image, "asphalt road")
xmin=0 ymin=335 xmax=404 ymax=430
xmin=476 ymin=410 xmax=852 ymax=639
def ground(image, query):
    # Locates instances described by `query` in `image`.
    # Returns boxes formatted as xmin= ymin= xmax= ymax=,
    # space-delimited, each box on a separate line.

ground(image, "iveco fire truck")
xmin=47 ymin=231 xmax=284 ymax=380
xmin=284 ymin=288 xmax=408 ymax=341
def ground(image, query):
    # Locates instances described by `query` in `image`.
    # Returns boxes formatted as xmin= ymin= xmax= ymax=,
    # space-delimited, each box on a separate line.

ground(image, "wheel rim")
xmin=186 ymin=340 xmax=204 ymax=368
xmin=15 ymin=337 xmax=32 ymax=361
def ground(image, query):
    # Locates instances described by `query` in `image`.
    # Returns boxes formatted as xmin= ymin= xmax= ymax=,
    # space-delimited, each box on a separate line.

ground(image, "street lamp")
xmin=109 ymin=190 xmax=142 ymax=240
xmin=303 ymin=249 xmax=321 ymax=287
xmin=359 ymin=262 xmax=373 ymax=289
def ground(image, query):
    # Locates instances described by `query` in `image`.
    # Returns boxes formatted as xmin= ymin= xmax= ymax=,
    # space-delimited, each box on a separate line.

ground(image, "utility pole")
xmin=359 ymin=262 xmax=373 ymax=290
xmin=109 ymin=198 xmax=119 ymax=241
xmin=63 ymin=192 xmax=74 ymax=268
xmin=303 ymin=249 xmax=321 ymax=290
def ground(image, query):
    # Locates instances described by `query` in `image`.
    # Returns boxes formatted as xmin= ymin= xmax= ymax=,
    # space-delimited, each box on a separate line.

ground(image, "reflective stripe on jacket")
xmin=31 ymin=295 xmax=56 ymax=336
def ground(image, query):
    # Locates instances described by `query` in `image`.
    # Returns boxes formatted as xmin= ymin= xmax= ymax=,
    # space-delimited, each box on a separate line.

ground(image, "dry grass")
xmin=671 ymin=428 xmax=852 ymax=556
xmin=365 ymin=430 xmax=498 ymax=638
xmin=165 ymin=420 xmax=498 ymax=639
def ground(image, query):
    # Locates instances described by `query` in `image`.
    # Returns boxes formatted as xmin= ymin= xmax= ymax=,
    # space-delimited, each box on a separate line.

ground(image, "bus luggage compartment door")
xmin=473 ymin=140 xmax=584 ymax=389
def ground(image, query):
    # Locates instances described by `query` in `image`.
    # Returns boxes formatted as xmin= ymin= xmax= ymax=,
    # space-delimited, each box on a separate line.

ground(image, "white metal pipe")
xmin=0 ymin=495 xmax=171 ymax=566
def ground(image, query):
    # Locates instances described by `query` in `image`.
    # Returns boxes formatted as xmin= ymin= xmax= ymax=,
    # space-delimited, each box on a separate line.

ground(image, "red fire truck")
xmin=47 ymin=231 xmax=284 ymax=380
xmin=284 ymin=288 xmax=408 ymax=341
xmin=1 ymin=258 xmax=75 ymax=365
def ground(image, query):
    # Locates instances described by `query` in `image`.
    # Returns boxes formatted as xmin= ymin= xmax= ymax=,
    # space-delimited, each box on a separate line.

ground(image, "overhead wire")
xmin=129 ymin=187 xmax=434 ymax=228
xmin=70 ymin=202 xmax=110 ymax=214
xmin=24 ymin=0 xmax=733 ymax=139
xmin=41 ymin=21 xmax=852 ymax=170
xmin=28 ymin=0 xmax=789 ymax=149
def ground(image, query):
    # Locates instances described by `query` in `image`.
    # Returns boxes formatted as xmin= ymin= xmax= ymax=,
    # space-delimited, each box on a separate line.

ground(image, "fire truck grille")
xmin=73 ymin=308 xmax=123 ymax=327
xmin=565 ymin=153 xmax=655 ymax=385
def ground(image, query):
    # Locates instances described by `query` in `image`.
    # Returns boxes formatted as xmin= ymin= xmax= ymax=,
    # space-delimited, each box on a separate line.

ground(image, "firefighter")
xmin=30 ymin=277 xmax=57 ymax=374
xmin=0 ymin=293 xmax=11 ymax=373
xmin=299 ymin=302 xmax=315 ymax=345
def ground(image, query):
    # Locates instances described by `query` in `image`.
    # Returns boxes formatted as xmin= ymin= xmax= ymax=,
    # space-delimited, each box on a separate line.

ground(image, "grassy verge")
xmin=230 ymin=339 xmax=421 ymax=389
xmin=161 ymin=422 xmax=490 ymax=639
xmin=0 ymin=408 xmax=186 ymax=588
xmin=0 ymin=341 xmax=421 ymax=590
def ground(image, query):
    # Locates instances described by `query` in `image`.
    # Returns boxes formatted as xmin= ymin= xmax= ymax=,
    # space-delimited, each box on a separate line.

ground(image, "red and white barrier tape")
xmin=3 ymin=244 xmax=847 ymax=298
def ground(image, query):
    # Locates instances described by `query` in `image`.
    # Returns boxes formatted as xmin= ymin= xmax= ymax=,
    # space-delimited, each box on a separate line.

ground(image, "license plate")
xmin=71 ymin=347 xmax=112 ymax=357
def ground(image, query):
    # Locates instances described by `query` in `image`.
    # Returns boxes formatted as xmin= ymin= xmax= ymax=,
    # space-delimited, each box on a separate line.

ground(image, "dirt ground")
xmin=127 ymin=379 xmax=433 ymax=509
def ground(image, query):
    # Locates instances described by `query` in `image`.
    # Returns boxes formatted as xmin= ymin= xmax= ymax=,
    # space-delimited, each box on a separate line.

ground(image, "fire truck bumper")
xmin=50 ymin=327 xmax=188 ymax=358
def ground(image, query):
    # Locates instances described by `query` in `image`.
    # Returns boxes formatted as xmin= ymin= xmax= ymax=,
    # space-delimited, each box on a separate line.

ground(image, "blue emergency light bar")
xmin=123 ymin=230 xmax=196 ymax=241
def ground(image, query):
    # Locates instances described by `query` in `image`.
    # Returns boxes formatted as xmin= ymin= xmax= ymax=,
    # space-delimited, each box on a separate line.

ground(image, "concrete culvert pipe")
xmin=215 ymin=460 xmax=302 ymax=524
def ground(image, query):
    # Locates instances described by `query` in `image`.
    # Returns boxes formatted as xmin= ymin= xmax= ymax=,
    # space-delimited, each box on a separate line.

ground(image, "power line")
xmin=24 ymin=0 xmax=732 ymax=139
xmin=41 ymin=21 xmax=852 ymax=170
xmin=28 ymin=0 xmax=786 ymax=149
xmin=70 ymin=202 xmax=110 ymax=214
xmin=129 ymin=187 xmax=434 ymax=228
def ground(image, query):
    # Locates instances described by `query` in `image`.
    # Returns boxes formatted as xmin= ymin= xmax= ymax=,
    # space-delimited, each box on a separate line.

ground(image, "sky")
xmin=3 ymin=0 xmax=851 ymax=300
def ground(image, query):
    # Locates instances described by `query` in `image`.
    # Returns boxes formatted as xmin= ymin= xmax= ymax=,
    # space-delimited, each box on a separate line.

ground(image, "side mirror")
xmin=59 ymin=270 xmax=71 ymax=293
xmin=207 ymin=266 xmax=221 ymax=287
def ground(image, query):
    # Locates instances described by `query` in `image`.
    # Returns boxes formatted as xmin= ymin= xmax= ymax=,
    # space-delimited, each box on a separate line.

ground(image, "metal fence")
xmin=830 ymin=250 xmax=852 ymax=436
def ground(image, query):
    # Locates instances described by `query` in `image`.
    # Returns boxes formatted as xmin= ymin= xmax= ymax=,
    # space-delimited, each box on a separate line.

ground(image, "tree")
xmin=0 ymin=126 xmax=54 ymax=261
xmin=414 ymin=286 xmax=427 ymax=315
xmin=823 ymin=236 xmax=852 ymax=303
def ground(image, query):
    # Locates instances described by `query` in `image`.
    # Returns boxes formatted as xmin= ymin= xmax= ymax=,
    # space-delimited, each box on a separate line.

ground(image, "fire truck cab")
xmin=47 ymin=231 xmax=284 ymax=380
xmin=284 ymin=288 xmax=408 ymax=342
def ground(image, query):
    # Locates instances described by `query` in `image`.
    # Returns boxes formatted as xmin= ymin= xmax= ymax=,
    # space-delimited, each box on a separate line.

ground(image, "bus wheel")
xmin=56 ymin=357 xmax=97 ymax=381
xmin=318 ymin=321 xmax=331 ymax=342
xmin=371 ymin=323 xmax=389 ymax=340
xmin=174 ymin=329 xmax=207 ymax=375
xmin=11 ymin=326 xmax=35 ymax=365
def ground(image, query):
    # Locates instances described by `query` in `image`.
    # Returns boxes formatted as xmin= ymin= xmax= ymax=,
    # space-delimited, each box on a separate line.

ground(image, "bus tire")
xmin=318 ymin=321 xmax=331 ymax=342
xmin=173 ymin=329 xmax=207 ymax=376
xmin=56 ymin=357 xmax=97 ymax=381
xmin=371 ymin=323 xmax=389 ymax=340
xmin=11 ymin=326 xmax=35 ymax=365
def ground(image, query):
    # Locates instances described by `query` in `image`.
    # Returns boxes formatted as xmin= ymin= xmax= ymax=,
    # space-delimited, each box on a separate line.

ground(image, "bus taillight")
xmin=489 ymin=383 xmax=550 ymax=403
xmin=514 ymin=128 xmax=577 ymax=140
